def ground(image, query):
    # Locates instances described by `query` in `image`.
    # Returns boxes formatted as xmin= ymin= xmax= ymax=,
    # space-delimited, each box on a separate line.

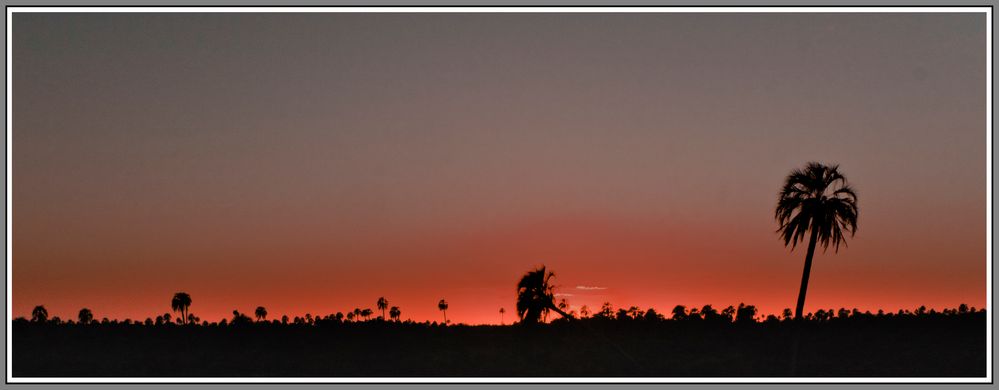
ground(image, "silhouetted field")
xmin=13 ymin=312 xmax=985 ymax=377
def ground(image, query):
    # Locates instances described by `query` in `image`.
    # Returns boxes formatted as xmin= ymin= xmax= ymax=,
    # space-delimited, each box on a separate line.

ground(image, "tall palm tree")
xmin=438 ymin=299 xmax=449 ymax=325
xmin=776 ymin=162 xmax=858 ymax=320
xmin=171 ymin=292 xmax=192 ymax=325
xmin=516 ymin=265 xmax=571 ymax=325
xmin=255 ymin=306 xmax=268 ymax=322
xmin=78 ymin=308 xmax=93 ymax=325
xmin=31 ymin=305 xmax=48 ymax=323
xmin=389 ymin=306 xmax=401 ymax=322
xmin=377 ymin=297 xmax=389 ymax=320
xmin=499 ymin=307 xmax=506 ymax=325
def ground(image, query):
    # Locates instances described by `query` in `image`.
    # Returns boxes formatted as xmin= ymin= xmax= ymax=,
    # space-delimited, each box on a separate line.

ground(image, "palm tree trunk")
xmin=794 ymin=228 xmax=820 ymax=320
xmin=443 ymin=310 xmax=447 ymax=325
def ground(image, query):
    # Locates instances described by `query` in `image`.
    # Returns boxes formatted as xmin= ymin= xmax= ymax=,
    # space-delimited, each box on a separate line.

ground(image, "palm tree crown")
xmin=776 ymin=162 xmax=858 ymax=320
xmin=255 ymin=306 xmax=267 ymax=322
xmin=776 ymin=162 xmax=858 ymax=252
xmin=377 ymin=297 xmax=389 ymax=320
xmin=516 ymin=265 xmax=571 ymax=325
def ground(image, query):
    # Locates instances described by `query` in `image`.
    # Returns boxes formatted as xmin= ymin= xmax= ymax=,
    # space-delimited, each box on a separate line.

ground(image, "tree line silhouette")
xmin=18 ymin=290 xmax=983 ymax=328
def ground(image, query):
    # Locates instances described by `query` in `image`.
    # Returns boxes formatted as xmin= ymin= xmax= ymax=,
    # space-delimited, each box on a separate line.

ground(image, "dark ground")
xmin=12 ymin=314 xmax=986 ymax=377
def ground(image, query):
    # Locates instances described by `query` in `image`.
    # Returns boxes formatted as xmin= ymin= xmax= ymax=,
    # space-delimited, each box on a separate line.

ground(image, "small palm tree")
xmin=438 ymin=299 xmax=449 ymax=325
xmin=377 ymin=297 xmax=389 ymax=320
xmin=255 ymin=306 xmax=267 ymax=322
xmin=516 ymin=266 xmax=572 ymax=325
xmin=499 ymin=307 xmax=506 ymax=325
xmin=171 ymin=292 xmax=192 ymax=325
xmin=776 ymin=162 xmax=858 ymax=320
xmin=78 ymin=308 xmax=93 ymax=325
xmin=31 ymin=305 xmax=48 ymax=323
xmin=389 ymin=306 xmax=401 ymax=322
xmin=361 ymin=308 xmax=373 ymax=321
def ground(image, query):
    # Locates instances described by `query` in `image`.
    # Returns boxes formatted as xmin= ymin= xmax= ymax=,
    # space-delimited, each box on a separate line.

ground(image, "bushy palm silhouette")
xmin=776 ymin=162 xmax=858 ymax=320
xmin=515 ymin=266 xmax=571 ymax=325
xmin=78 ymin=308 xmax=93 ymax=325
xmin=31 ymin=305 xmax=48 ymax=323
xmin=255 ymin=306 xmax=267 ymax=322
xmin=377 ymin=297 xmax=388 ymax=320
xmin=171 ymin=292 xmax=192 ymax=325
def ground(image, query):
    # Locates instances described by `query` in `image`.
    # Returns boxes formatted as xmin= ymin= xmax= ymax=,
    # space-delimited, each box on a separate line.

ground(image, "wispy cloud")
xmin=554 ymin=293 xmax=574 ymax=297
xmin=575 ymin=285 xmax=608 ymax=290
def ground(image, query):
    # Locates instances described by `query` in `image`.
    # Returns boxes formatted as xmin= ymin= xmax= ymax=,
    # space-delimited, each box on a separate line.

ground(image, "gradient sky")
xmin=12 ymin=12 xmax=987 ymax=324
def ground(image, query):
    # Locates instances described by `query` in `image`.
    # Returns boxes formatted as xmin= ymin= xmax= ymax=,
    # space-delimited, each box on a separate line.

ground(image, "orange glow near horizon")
xmin=13 ymin=212 xmax=986 ymax=325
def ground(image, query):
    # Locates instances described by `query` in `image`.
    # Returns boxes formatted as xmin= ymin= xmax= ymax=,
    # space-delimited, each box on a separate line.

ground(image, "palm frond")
xmin=775 ymin=162 xmax=858 ymax=252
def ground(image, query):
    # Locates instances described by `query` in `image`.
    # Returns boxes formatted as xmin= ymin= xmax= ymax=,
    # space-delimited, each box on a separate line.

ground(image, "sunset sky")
xmin=11 ymin=12 xmax=987 ymax=325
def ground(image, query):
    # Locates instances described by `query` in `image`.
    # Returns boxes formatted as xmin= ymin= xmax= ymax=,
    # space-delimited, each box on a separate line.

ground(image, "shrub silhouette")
xmin=735 ymin=303 xmax=757 ymax=324
xmin=776 ymin=162 xmax=858 ymax=320
xmin=595 ymin=302 xmax=613 ymax=319
xmin=230 ymin=310 xmax=252 ymax=326
xmin=77 ymin=308 xmax=93 ymax=325
xmin=31 ymin=305 xmax=47 ymax=323
xmin=672 ymin=305 xmax=687 ymax=321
